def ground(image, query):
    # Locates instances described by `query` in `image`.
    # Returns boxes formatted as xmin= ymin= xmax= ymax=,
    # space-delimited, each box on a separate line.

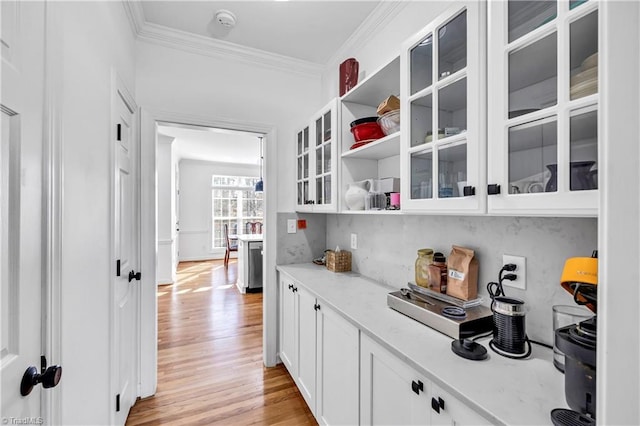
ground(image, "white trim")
xmin=325 ymin=1 xmax=409 ymax=72
xmin=121 ymin=0 xmax=145 ymax=38
xmin=157 ymin=239 xmax=173 ymax=245
xmin=140 ymin=108 xmax=279 ymax=399
xmin=598 ymin=1 xmax=640 ymax=423
xmin=121 ymin=0 xmax=144 ymax=36
xmin=41 ymin=2 xmax=63 ymax=423
xmin=136 ymin=22 xmax=323 ymax=77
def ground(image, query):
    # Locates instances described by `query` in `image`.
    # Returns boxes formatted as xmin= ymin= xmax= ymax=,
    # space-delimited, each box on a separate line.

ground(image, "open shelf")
xmin=341 ymin=132 xmax=400 ymax=160
xmin=340 ymin=209 xmax=403 ymax=215
xmin=341 ymin=56 xmax=400 ymax=106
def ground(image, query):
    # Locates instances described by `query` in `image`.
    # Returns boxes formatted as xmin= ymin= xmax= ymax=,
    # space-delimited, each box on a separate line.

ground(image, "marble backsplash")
xmin=276 ymin=212 xmax=327 ymax=265
xmin=326 ymin=214 xmax=598 ymax=344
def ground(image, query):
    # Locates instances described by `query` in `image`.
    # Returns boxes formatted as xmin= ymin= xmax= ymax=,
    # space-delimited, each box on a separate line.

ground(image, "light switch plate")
xmin=287 ymin=219 xmax=297 ymax=234
xmin=502 ymin=255 xmax=526 ymax=290
xmin=351 ymin=233 xmax=358 ymax=250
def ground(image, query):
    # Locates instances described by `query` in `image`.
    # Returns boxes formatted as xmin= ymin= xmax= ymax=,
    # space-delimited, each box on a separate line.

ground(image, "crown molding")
xmin=123 ymin=0 xmax=324 ymax=78
xmin=326 ymin=1 xmax=409 ymax=71
xmin=122 ymin=0 xmax=145 ymax=38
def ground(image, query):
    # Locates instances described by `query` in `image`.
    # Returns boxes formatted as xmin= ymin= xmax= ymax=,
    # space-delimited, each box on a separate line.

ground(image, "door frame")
xmin=41 ymin=2 xmax=63 ymax=424
xmin=139 ymin=109 xmax=278 ymax=397
xmin=110 ymin=71 xmax=139 ymax=424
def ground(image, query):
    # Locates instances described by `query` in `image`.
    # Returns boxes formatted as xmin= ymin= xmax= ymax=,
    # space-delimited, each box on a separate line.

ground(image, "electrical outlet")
xmin=287 ymin=219 xmax=297 ymax=234
xmin=502 ymin=255 xmax=526 ymax=290
xmin=350 ymin=233 xmax=358 ymax=250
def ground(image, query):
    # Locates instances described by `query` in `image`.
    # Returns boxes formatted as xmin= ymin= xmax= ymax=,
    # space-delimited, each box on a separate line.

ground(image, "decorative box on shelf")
xmin=326 ymin=250 xmax=352 ymax=272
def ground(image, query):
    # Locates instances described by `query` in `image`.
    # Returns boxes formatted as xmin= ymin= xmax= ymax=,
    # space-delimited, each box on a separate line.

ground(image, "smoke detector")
xmin=214 ymin=9 xmax=237 ymax=28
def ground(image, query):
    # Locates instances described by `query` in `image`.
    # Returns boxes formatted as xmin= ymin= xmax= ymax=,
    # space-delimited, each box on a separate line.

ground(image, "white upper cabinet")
xmin=339 ymin=56 xmax=402 ymax=214
xmin=296 ymin=99 xmax=339 ymax=212
xmin=400 ymin=2 xmax=487 ymax=214
xmin=487 ymin=0 xmax=599 ymax=216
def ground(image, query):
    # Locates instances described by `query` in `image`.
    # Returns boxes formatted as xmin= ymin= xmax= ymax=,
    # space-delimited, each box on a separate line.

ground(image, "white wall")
xmin=322 ymin=1 xmax=453 ymax=100
xmin=178 ymin=159 xmax=259 ymax=261
xmin=135 ymin=41 xmax=322 ymax=213
xmin=54 ymin=2 xmax=137 ymax=424
xmin=157 ymin=134 xmax=175 ymax=284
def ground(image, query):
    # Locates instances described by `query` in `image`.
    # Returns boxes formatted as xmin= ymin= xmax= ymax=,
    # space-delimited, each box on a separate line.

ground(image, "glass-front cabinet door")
xmin=312 ymin=99 xmax=338 ymax=212
xmin=487 ymin=0 xmax=599 ymax=216
xmin=296 ymin=124 xmax=312 ymax=211
xmin=295 ymin=99 xmax=338 ymax=212
xmin=400 ymin=2 xmax=486 ymax=214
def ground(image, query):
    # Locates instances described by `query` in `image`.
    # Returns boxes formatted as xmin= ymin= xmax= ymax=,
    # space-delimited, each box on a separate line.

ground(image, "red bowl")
xmin=350 ymin=122 xmax=385 ymax=142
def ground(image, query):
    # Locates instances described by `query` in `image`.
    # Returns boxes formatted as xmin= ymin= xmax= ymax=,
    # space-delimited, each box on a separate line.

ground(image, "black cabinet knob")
xmin=431 ymin=396 xmax=445 ymax=413
xmin=288 ymin=284 xmax=293 ymax=290
xmin=411 ymin=380 xmax=423 ymax=395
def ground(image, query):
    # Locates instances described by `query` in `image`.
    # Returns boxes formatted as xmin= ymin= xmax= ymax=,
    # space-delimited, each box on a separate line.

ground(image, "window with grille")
xmin=211 ymin=175 xmax=263 ymax=249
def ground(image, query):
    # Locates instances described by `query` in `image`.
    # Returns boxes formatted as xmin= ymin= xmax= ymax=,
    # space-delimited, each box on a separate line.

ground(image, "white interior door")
xmin=1 ymin=0 xmax=48 ymax=419
xmin=113 ymin=91 xmax=139 ymax=425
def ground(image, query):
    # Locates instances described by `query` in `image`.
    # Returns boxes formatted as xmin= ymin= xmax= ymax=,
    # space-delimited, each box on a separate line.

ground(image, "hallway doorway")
xmin=126 ymin=260 xmax=315 ymax=425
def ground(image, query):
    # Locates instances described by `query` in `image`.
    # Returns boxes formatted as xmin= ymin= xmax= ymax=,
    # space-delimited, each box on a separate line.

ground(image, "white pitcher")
xmin=344 ymin=180 xmax=370 ymax=210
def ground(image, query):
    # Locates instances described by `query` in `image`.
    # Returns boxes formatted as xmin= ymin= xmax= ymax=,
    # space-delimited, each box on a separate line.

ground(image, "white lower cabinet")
xmin=316 ymin=299 xmax=359 ymax=425
xmin=297 ymin=285 xmax=317 ymax=411
xmin=279 ymin=274 xmax=297 ymax=375
xmin=360 ymin=333 xmax=430 ymax=425
xmin=280 ymin=272 xmax=490 ymax=426
xmin=361 ymin=334 xmax=490 ymax=426
xmin=278 ymin=273 xmax=359 ymax=425
xmin=430 ymin=384 xmax=491 ymax=426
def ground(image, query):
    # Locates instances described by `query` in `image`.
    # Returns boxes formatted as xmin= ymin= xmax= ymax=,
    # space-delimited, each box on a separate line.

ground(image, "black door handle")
xmin=128 ymin=270 xmax=141 ymax=282
xmin=21 ymin=357 xmax=62 ymax=396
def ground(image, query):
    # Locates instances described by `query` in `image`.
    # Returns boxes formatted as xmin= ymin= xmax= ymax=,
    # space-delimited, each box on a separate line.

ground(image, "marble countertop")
xmin=276 ymin=263 xmax=567 ymax=426
xmin=236 ymin=234 xmax=263 ymax=242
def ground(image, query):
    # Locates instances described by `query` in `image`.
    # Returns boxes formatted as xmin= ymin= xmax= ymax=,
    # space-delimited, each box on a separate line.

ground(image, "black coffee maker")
xmin=551 ymin=252 xmax=598 ymax=426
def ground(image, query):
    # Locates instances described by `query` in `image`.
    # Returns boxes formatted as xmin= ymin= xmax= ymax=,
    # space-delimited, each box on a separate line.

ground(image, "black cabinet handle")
xmin=488 ymin=184 xmax=501 ymax=195
xmin=411 ymin=380 xmax=423 ymax=395
xmin=463 ymin=186 xmax=476 ymax=196
xmin=292 ymin=287 xmax=298 ymax=293
xmin=288 ymin=284 xmax=293 ymax=290
xmin=431 ymin=396 xmax=445 ymax=413
xmin=314 ymin=303 xmax=321 ymax=311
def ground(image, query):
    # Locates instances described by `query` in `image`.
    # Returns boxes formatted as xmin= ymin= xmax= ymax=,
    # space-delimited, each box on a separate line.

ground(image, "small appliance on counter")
xmin=387 ymin=283 xmax=492 ymax=340
xmin=551 ymin=251 xmax=598 ymax=426
xmin=485 ymin=264 xmax=533 ymax=359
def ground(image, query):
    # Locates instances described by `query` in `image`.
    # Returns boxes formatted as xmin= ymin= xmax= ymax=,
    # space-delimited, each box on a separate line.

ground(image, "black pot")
xmin=350 ymin=116 xmax=378 ymax=128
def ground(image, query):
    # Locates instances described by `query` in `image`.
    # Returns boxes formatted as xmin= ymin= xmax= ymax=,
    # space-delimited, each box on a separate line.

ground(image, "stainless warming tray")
xmin=387 ymin=290 xmax=493 ymax=339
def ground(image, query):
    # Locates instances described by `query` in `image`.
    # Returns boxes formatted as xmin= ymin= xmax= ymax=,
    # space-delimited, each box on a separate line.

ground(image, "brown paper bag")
xmin=446 ymin=246 xmax=478 ymax=300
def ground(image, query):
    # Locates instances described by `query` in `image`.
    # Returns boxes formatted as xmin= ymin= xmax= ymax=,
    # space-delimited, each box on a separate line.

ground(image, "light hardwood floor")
xmin=126 ymin=260 xmax=316 ymax=425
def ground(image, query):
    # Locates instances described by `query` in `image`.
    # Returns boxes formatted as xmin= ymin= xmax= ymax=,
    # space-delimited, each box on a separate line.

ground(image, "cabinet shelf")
xmin=341 ymin=57 xmax=400 ymax=106
xmin=340 ymin=209 xmax=403 ymax=215
xmin=342 ymin=132 xmax=400 ymax=160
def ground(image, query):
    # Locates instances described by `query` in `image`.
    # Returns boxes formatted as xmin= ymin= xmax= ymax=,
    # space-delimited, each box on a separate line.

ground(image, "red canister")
xmin=339 ymin=58 xmax=359 ymax=97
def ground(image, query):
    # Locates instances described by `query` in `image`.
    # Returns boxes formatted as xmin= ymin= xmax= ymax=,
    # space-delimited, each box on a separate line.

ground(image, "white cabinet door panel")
xmin=360 ymin=334 xmax=429 ymax=425
xmin=316 ymin=303 xmax=359 ymax=425
xmin=279 ymin=275 xmax=297 ymax=375
xmin=297 ymin=286 xmax=317 ymax=412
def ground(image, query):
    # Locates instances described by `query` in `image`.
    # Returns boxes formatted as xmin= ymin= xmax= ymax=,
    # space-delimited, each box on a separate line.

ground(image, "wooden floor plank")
xmin=126 ymin=260 xmax=316 ymax=426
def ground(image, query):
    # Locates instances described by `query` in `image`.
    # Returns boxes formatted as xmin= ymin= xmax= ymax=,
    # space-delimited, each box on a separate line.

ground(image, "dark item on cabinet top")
xmin=339 ymin=58 xmax=359 ymax=97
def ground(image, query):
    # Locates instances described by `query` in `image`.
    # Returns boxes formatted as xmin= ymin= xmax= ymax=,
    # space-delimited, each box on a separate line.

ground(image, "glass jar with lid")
xmin=415 ymin=248 xmax=434 ymax=287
